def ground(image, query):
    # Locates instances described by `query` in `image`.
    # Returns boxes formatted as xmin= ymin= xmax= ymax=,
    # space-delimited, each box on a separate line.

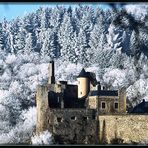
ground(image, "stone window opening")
xmin=57 ymin=117 xmax=63 ymax=123
xmin=71 ymin=116 xmax=77 ymax=121
xmin=114 ymin=102 xmax=118 ymax=109
xmin=80 ymin=92 xmax=82 ymax=95
xmin=83 ymin=116 xmax=88 ymax=120
xmin=101 ymin=102 xmax=106 ymax=109
xmin=92 ymin=115 xmax=96 ymax=119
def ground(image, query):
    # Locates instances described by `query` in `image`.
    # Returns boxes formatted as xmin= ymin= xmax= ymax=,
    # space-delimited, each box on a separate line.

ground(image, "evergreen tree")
xmin=24 ymin=33 xmax=34 ymax=54
xmin=94 ymin=7 xmax=104 ymax=24
xmin=90 ymin=34 xmax=107 ymax=65
xmin=89 ymin=14 xmax=106 ymax=50
xmin=14 ymin=22 xmax=26 ymax=52
xmin=139 ymin=29 xmax=148 ymax=53
xmin=49 ymin=6 xmax=64 ymax=31
xmin=78 ymin=6 xmax=94 ymax=48
xmin=68 ymin=31 xmax=78 ymax=64
xmin=1 ymin=19 xmax=11 ymax=53
xmin=76 ymin=28 xmax=88 ymax=65
xmin=40 ymin=28 xmax=55 ymax=59
xmin=58 ymin=12 xmax=76 ymax=62
xmin=0 ymin=23 xmax=5 ymax=51
xmin=49 ymin=7 xmax=65 ymax=57
xmin=105 ymin=23 xmax=124 ymax=68
xmin=89 ymin=13 xmax=107 ymax=64
xmin=129 ymin=30 xmax=139 ymax=56
xmin=23 ymin=14 xmax=34 ymax=33
xmin=40 ymin=7 xmax=48 ymax=29
xmin=121 ymin=30 xmax=131 ymax=55
xmin=106 ymin=23 xmax=122 ymax=52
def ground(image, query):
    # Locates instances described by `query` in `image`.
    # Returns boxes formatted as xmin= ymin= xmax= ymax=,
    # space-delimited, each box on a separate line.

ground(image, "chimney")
xmin=97 ymin=81 xmax=101 ymax=91
xmin=102 ymin=86 xmax=105 ymax=90
xmin=48 ymin=61 xmax=55 ymax=84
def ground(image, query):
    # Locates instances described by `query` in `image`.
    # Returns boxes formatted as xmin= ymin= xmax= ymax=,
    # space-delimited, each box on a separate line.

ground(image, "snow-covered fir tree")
xmin=58 ymin=11 xmax=76 ymax=63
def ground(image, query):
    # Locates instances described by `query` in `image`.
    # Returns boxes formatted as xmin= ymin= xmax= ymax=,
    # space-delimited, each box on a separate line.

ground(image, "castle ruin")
xmin=36 ymin=61 xmax=148 ymax=144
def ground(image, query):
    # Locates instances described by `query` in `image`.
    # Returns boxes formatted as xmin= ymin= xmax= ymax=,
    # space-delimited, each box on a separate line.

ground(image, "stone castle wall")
xmin=49 ymin=109 xmax=97 ymax=144
xmin=98 ymin=114 xmax=148 ymax=144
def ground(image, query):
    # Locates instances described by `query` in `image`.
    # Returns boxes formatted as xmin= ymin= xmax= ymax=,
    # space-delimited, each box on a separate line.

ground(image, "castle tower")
xmin=48 ymin=61 xmax=55 ymax=84
xmin=77 ymin=68 xmax=90 ymax=99
xmin=36 ymin=61 xmax=56 ymax=134
xmin=36 ymin=85 xmax=49 ymax=134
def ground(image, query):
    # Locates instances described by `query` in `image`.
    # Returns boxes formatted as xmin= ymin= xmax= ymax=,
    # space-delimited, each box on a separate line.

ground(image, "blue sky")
xmin=0 ymin=3 xmax=110 ymax=21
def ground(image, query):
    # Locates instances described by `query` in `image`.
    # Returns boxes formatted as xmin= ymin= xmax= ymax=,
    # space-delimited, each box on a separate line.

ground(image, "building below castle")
xmin=36 ymin=61 xmax=148 ymax=144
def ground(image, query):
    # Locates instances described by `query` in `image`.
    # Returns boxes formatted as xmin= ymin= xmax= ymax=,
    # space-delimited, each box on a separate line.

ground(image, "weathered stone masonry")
xmin=36 ymin=61 xmax=148 ymax=144
xmin=49 ymin=109 xmax=98 ymax=144
xmin=98 ymin=114 xmax=148 ymax=144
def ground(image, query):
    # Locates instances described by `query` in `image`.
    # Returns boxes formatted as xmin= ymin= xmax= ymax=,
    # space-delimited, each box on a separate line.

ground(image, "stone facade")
xmin=97 ymin=96 xmax=119 ymax=114
xmin=118 ymin=88 xmax=126 ymax=113
xmin=98 ymin=114 xmax=148 ymax=144
xmin=87 ymin=88 xmax=126 ymax=115
xmin=49 ymin=109 xmax=97 ymax=144
xmin=87 ymin=96 xmax=98 ymax=109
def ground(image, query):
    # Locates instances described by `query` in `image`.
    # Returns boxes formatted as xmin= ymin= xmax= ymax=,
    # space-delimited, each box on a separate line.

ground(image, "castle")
xmin=36 ymin=61 xmax=148 ymax=144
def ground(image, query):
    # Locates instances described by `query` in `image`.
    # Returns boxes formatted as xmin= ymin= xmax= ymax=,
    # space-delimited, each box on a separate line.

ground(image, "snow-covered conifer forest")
xmin=0 ymin=4 xmax=148 ymax=144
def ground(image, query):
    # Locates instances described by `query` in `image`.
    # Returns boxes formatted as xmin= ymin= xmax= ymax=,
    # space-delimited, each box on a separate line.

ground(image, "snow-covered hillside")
xmin=0 ymin=4 xmax=148 ymax=144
